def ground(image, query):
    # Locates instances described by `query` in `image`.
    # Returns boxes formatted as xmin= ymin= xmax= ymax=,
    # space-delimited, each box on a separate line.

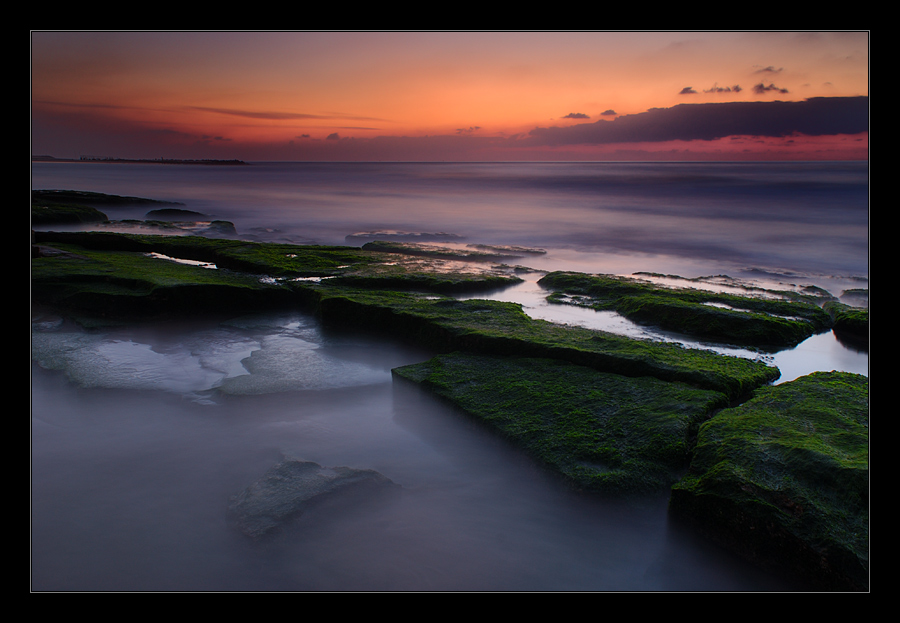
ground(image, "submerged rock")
xmin=539 ymin=271 xmax=834 ymax=349
xmin=669 ymin=371 xmax=869 ymax=591
xmin=228 ymin=458 xmax=398 ymax=539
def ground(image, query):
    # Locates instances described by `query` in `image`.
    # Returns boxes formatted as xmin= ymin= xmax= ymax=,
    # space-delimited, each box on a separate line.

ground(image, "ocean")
xmin=31 ymin=161 xmax=868 ymax=591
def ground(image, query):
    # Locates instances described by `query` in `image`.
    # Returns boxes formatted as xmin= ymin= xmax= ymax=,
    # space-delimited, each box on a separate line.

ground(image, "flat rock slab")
xmin=229 ymin=458 xmax=397 ymax=539
xmin=669 ymin=371 xmax=868 ymax=591
xmin=393 ymin=353 xmax=728 ymax=494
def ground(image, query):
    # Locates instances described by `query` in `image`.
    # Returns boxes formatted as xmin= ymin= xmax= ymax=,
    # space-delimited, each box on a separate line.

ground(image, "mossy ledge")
xmin=669 ymin=371 xmax=869 ymax=591
xmin=539 ymin=271 xmax=837 ymax=349
xmin=316 ymin=291 xmax=778 ymax=401
xmin=393 ymin=353 xmax=728 ymax=495
xmin=31 ymin=189 xmax=183 ymax=226
xmin=33 ymin=230 xmax=776 ymax=401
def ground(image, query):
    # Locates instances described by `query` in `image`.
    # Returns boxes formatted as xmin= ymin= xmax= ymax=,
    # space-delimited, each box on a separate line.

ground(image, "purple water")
xmin=31 ymin=161 xmax=868 ymax=591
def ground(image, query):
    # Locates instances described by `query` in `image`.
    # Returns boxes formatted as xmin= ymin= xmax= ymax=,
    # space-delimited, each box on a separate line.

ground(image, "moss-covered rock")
xmin=394 ymin=353 xmax=728 ymax=494
xmin=32 ymin=231 xmax=780 ymax=400
xmin=30 ymin=231 xmax=524 ymax=320
xmin=669 ymin=371 xmax=869 ymax=591
xmin=824 ymin=300 xmax=869 ymax=343
xmin=314 ymin=289 xmax=779 ymax=400
xmin=539 ymin=271 xmax=834 ymax=348
xmin=32 ymin=203 xmax=109 ymax=226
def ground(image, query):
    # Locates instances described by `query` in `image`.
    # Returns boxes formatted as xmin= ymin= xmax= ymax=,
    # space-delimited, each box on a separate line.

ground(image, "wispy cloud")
xmin=188 ymin=106 xmax=389 ymax=122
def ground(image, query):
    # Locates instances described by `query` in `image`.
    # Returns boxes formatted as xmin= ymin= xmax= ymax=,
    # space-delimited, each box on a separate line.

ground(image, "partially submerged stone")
xmin=228 ymin=458 xmax=398 ymax=539
xmin=393 ymin=353 xmax=728 ymax=494
xmin=324 ymin=293 xmax=779 ymax=401
xmin=539 ymin=271 xmax=834 ymax=349
xmin=669 ymin=371 xmax=869 ymax=591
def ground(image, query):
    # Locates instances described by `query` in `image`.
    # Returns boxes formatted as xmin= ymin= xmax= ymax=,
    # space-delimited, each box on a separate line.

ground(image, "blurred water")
xmin=32 ymin=161 xmax=869 ymax=282
xmin=31 ymin=161 xmax=867 ymax=591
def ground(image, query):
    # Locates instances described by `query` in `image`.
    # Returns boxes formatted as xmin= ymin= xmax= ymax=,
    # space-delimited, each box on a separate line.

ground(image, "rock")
xmin=145 ymin=208 xmax=207 ymax=220
xmin=228 ymin=457 xmax=398 ymax=539
xmin=669 ymin=371 xmax=869 ymax=591
xmin=393 ymin=353 xmax=728 ymax=494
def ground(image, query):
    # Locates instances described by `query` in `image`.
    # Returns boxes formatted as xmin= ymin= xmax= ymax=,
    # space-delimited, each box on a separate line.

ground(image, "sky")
xmin=30 ymin=31 xmax=869 ymax=162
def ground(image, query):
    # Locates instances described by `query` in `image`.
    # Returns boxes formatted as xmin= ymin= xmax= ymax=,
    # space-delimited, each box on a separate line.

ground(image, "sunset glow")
xmin=31 ymin=31 xmax=869 ymax=161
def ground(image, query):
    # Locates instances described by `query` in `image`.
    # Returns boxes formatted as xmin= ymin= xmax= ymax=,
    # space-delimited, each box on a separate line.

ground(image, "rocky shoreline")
xmin=31 ymin=191 xmax=869 ymax=590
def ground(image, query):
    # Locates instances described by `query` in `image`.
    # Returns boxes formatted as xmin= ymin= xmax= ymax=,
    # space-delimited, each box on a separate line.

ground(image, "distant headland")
xmin=32 ymin=155 xmax=248 ymax=165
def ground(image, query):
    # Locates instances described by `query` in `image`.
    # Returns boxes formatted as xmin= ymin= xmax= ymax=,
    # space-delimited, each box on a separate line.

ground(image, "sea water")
xmin=31 ymin=161 xmax=868 ymax=591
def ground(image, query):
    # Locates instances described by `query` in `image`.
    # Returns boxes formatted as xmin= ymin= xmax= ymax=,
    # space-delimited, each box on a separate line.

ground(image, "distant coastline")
xmin=32 ymin=155 xmax=248 ymax=166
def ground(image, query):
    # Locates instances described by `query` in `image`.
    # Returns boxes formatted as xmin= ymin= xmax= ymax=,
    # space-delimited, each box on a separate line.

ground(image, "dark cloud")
xmin=456 ymin=126 xmax=482 ymax=134
xmin=326 ymin=133 xmax=340 ymax=140
xmin=754 ymin=66 xmax=784 ymax=74
xmin=704 ymin=84 xmax=742 ymax=93
xmin=679 ymin=87 xmax=698 ymax=95
xmin=563 ymin=112 xmax=590 ymax=119
xmin=600 ymin=110 xmax=617 ymax=117
xmin=525 ymin=96 xmax=868 ymax=147
xmin=753 ymin=82 xmax=789 ymax=95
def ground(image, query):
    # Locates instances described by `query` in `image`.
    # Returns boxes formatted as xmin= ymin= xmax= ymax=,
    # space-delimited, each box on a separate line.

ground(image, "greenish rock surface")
xmin=823 ymin=300 xmax=869 ymax=343
xmin=317 ymin=291 xmax=778 ymax=400
xmin=394 ymin=353 xmax=728 ymax=494
xmin=31 ymin=231 xmax=779 ymax=400
xmin=539 ymin=271 xmax=834 ymax=348
xmin=32 ymin=201 xmax=109 ymax=226
xmin=669 ymin=371 xmax=869 ymax=591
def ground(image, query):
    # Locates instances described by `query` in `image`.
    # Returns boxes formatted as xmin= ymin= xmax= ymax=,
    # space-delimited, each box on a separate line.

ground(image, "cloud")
xmin=704 ymin=84 xmax=742 ymax=93
xmin=326 ymin=132 xmax=340 ymax=140
xmin=188 ymin=106 xmax=389 ymax=122
xmin=600 ymin=110 xmax=617 ymax=117
xmin=189 ymin=106 xmax=333 ymax=120
xmin=753 ymin=82 xmax=789 ymax=95
xmin=524 ymin=96 xmax=868 ymax=147
xmin=754 ymin=65 xmax=784 ymax=74
xmin=456 ymin=126 xmax=482 ymax=134
xmin=679 ymin=87 xmax=698 ymax=95
xmin=563 ymin=112 xmax=590 ymax=119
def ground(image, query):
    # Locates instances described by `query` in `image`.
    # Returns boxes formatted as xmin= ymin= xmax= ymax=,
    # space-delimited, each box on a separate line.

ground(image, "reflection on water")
xmin=462 ymin=275 xmax=868 ymax=382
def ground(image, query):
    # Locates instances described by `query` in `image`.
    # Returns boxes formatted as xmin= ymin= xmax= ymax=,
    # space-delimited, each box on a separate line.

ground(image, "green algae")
xmin=823 ymin=300 xmax=869 ymax=341
xmin=312 ymin=288 xmax=779 ymax=400
xmin=32 ymin=231 xmax=780 ymax=400
xmin=669 ymin=371 xmax=869 ymax=590
xmin=539 ymin=271 xmax=833 ymax=348
xmin=394 ymin=353 xmax=728 ymax=494
xmin=31 ymin=241 xmax=299 ymax=318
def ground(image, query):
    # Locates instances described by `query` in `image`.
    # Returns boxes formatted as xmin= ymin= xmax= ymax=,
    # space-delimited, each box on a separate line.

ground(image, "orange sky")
xmin=31 ymin=31 xmax=869 ymax=161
